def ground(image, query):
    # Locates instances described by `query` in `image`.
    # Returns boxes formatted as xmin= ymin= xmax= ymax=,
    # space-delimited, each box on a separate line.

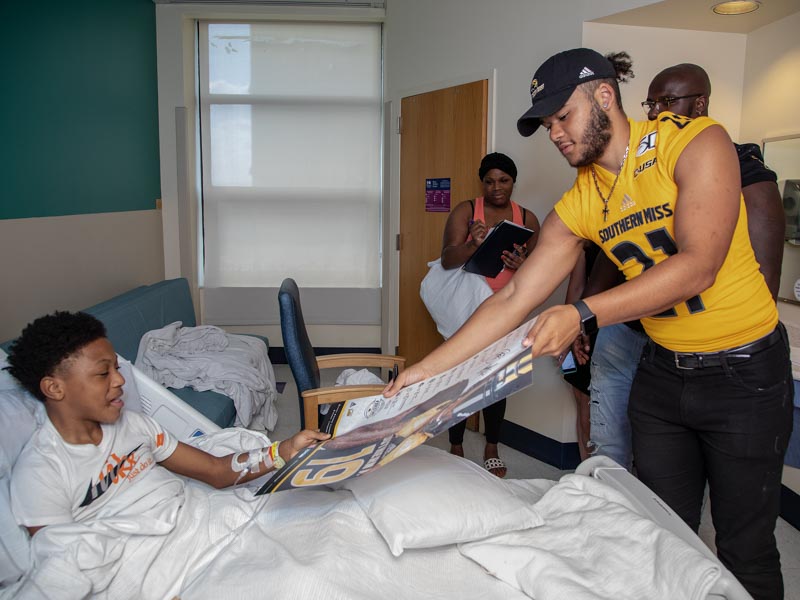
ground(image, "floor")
xmin=271 ymin=363 xmax=800 ymax=597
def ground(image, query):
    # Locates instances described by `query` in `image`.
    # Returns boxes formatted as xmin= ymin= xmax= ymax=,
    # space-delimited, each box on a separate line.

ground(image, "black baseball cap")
xmin=517 ymin=48 xmax=616 ymax=137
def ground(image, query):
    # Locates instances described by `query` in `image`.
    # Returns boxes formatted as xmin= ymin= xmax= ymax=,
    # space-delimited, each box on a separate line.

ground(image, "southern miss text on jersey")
xmin=555 ymin=114 xmax=776 ymax=352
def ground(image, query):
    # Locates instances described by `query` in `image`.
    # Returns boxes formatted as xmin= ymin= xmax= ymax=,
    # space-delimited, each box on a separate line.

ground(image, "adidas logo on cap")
xmin=578 ymin=67 xmax=594 ymax=79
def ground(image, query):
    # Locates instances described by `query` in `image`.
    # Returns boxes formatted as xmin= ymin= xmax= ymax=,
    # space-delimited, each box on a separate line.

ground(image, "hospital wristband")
xmin=269 ymin=441 xmax=286 ymax=470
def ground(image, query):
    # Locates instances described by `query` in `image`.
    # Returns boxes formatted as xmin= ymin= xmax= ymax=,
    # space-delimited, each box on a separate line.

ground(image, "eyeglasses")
xmin=641 ymin=94 xmax=703 ymax=114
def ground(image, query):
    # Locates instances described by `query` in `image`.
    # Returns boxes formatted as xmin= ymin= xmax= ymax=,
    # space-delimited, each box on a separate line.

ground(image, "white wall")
xmin=738 ymin=10 xmax=800 ymax=495
xmin=381 ymin=2 xmax=798 ymax=445
xmin=225 ymin=323 xmax=380 ymax=349
xmin=740 ymin=11 xmax=800 ymax=143
xmin=383 ymin=0 xmax=661 ymax=443
xmin=742 ymin=9 xmax=800 ymax=350
xmin=583 ymin=23 xmax=747 ymax=141
xmin=0 ymin=211 xmax=165 ymax=342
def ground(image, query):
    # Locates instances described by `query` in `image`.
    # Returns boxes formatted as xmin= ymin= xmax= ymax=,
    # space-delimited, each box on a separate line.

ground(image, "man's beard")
xmin=573 ymin=101 xmax=612 ymax=168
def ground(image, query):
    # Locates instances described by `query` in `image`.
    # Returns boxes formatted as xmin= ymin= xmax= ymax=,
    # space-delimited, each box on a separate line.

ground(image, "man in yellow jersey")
xmin=575 ymin=61 xmax=785 ymax=475
xmin=384 ymin=48 xmax=792 ymax=600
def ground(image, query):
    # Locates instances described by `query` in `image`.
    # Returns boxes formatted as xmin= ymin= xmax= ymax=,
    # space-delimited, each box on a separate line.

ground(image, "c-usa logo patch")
xmin=636 ymin=132 xmax=657 ymax=157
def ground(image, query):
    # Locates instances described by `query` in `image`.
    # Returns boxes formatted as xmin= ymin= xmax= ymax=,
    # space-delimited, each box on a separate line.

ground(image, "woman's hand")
xmin=468 ymin=219 xmax=487 ymax=245
xmin=501 ymin=243 xmax=527 ymax=270
xmin=280 ymin=430 xmax=331 ymax=461
xmin=382 ymin=362 xmax=436 ymax=398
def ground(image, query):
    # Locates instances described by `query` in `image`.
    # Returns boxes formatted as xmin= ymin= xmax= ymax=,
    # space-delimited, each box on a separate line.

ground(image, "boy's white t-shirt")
xmin=10 ymin=410 xmax=179 ymax=527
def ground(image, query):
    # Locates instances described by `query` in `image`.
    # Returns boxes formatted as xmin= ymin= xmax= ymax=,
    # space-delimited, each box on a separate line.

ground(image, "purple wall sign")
xmin=425 ymin=178 xmax=451 ymax=212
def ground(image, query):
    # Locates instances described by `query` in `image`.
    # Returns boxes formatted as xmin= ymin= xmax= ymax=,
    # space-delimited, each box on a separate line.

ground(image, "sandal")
xmin=484 ymin=457 xmax=507 ymax=478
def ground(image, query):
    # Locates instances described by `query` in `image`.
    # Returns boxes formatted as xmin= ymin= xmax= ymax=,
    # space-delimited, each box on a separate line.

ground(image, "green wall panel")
xmin=0 ymin=0 xmax=161 ymax=219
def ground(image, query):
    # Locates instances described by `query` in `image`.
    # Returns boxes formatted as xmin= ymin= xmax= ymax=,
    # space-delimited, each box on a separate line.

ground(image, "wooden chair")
xmin=278 ymin=278 xmax=405 ymax=431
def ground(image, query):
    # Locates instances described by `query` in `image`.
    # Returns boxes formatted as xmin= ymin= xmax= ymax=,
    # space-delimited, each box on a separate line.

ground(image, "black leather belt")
xmin=653 ymin=327 xmax=782 ymax=370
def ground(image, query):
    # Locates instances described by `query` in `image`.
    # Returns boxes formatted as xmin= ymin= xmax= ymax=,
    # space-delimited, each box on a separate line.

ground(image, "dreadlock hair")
xmin=582 ymin=51 xmax=635 ymax=109
xmin=5 ymin=311 xmax=107 ymax=402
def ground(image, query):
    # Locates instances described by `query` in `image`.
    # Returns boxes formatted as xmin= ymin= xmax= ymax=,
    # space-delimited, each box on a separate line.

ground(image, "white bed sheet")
xmin=1 ymin=443 xmax=747 ymax=600
xmin=460 ymin=473 xmax=722 ymax=600
xmin=179 ymin=487 xmax=530 ymax=600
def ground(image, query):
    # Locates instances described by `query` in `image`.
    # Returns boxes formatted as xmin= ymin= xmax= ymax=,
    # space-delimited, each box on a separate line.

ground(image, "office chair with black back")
xmin=278 ymin=278 xmax=406 ymax=431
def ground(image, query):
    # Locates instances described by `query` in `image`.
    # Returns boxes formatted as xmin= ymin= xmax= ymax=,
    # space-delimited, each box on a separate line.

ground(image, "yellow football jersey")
xmin=555 ymin=115 xmax=777 ymax=352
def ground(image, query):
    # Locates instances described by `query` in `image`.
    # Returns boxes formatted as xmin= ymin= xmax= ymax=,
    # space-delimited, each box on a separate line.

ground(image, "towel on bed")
xmin=135 ymin=322 xmax=277 ymax=430
xmin=458 ymin=473 xmax=721 ymax=600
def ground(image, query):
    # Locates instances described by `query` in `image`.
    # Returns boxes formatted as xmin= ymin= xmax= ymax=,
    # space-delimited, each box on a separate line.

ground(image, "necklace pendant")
xmin=591 ymin=144 xmax=629 ymax=226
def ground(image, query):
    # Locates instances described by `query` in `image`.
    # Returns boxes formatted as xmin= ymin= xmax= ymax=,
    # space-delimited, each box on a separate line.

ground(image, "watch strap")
xmin=572 ymin=300 xmax=597 ymax=336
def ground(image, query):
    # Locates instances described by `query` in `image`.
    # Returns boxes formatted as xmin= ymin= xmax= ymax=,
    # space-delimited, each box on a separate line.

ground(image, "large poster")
xmin=257 ymin=318 xmax=538 ymax=494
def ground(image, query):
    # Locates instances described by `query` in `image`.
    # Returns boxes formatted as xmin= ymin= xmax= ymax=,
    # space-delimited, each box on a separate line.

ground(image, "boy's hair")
xmin=5 ymin=311 xmax=107 ymax=402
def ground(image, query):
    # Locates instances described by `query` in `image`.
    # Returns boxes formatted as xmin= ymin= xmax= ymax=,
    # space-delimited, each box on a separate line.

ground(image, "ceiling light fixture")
xmin=711 ymin=0 xmax=762 ymax=15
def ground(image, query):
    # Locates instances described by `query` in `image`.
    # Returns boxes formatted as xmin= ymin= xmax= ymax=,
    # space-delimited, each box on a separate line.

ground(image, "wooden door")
xmin=398 ymin=80 xmax=488 ymax=365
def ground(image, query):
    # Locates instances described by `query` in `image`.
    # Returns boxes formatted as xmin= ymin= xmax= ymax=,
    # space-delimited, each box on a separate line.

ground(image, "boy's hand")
xmin=280 ymin=430 xmax=330 ymax=461
xmin=382 ymin=363 xmax=434 ymax=398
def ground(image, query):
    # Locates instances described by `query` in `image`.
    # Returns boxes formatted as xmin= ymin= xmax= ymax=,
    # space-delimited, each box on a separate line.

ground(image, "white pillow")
xmin=0 ymin=350 xmax=20 ymax=391
xmin=0 ymin=351 xmax=41 ymax=467
xmin=0 ymin=388 xmax=43 ymax=479
xmin=342 ymin=444 xmax=543 ymax=556
xmin=0 ymin=476 xmax=31 ymax=585
xmin=0 ymin=385 xmax=40 ymax=585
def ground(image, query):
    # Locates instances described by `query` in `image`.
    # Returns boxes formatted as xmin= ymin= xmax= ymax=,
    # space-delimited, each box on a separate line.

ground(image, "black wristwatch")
xmin=573 ymin=300 xmax=598 ymax=337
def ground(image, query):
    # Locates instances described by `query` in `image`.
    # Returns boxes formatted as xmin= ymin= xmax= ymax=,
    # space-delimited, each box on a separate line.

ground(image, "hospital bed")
xmin=0 ymin=355 xmax=751 ymax=600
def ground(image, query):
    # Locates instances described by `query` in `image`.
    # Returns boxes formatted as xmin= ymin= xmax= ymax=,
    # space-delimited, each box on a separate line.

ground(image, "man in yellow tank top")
xmin=385 ymin=48 xmax=792 ymax=599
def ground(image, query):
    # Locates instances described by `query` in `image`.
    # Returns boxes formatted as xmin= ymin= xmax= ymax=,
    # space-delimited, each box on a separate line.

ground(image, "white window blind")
xmin=198 ymin=21 xmax=382 ymax=294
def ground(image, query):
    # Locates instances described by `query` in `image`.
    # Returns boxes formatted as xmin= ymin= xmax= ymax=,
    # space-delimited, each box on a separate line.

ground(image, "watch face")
xmin=582 ymin=314 xmax=598 ymax=336
xmin=574 ymin=301 xmax=597 ymax=336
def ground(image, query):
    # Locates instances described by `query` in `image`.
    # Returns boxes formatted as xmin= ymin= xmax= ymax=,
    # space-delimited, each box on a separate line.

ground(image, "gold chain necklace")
xmin=590 ymin=144 xmax=629 ymax=222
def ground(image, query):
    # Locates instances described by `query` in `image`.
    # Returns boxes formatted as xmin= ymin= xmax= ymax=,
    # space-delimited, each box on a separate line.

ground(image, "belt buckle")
xmin=675 ymin=353 xmax=695 ymax=370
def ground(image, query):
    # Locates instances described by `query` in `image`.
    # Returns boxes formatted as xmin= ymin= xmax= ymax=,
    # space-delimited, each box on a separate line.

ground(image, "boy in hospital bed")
xmin=4 ymin=311 xmax=329 ymax=537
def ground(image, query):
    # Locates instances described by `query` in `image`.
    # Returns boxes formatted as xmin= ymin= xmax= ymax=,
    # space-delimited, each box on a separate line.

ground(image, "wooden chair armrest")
xmin=300 ymin=384 xmax=387 ymax=431
xmin=316 ymin=353 xmax=406 ymax=372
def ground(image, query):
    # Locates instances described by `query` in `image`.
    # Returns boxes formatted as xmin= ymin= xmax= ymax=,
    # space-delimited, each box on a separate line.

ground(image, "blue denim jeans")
xmin=784 ymin=381 xmax=800 ymax=468
xmin=588 ymin=323 xmax=649 ymax=470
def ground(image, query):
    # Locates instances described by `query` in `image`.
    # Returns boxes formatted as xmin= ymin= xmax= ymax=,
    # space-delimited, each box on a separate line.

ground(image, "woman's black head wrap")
xmin=478 ymin=152 xmax=517 ymax=182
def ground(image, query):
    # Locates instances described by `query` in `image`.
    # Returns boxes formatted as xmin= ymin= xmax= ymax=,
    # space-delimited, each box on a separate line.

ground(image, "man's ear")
xmin=40 ymin=376 xmax=65 ymax=402
xmin=693 ymin=95 xmax=708 ymax=118
xmin=595 ymin=82 xmax=615 ymax=111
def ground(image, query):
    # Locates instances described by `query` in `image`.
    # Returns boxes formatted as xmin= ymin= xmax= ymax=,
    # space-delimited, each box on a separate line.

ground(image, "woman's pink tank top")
xmin=470 ymin=197 xmax=524 ymax=293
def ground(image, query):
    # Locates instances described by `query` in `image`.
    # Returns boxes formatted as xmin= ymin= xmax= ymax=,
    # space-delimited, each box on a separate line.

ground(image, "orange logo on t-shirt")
xmin=80 ymin=444 xmax=143 ymax=507
xmin=156 ymin=433 xmax=164 ymax=448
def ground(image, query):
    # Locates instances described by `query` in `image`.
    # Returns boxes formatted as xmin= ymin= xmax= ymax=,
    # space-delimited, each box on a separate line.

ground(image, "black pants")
xmin=629 ymin=325 xmax=793 ymax=600
xmin=449 ymin=398 xmax=507 ymax=445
